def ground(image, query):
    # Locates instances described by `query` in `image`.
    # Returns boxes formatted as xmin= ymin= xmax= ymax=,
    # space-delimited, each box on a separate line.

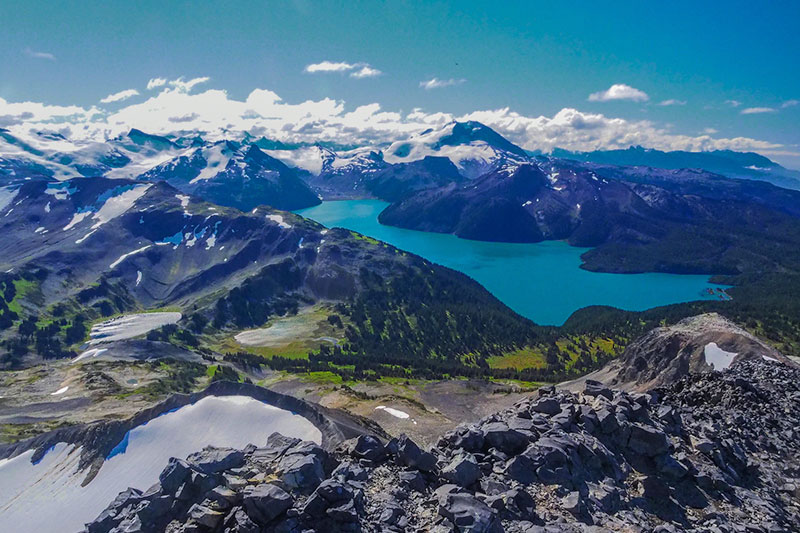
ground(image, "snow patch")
xmin=0 ymin=187 xmax=19 ymax=211
xmin=703 ymin=342 xmax=737 ymax=371
xmin=375 ymin=406 xmax=409 ymax=419
xmin=50 ymin=386 xmax=69 ymax=396
xmin=267 ymin=213 xmax=291 ymax=229
xmin=109 ymin=245 xmax=152 ymax=269
xmin=191 ymin=144 xmax=233 ymax=183
xmin=89 ymin=312 xmax=182 ymax=345
xmin=72 ymin=348 xmax=108 ymax=363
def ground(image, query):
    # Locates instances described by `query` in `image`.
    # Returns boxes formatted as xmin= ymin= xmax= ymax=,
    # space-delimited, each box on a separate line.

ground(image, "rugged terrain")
xmin=568 ymin=313 xmax=794 ymax=392
xmin=83 ymin=357 xmax=800 ymax=532
xmin=379 ymin=159 xmax=800 ymax=275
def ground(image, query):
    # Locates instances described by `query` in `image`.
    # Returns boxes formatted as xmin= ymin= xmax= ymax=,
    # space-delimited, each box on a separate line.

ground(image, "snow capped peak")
xmin=384 ymin=121 xmax=530 ymax=178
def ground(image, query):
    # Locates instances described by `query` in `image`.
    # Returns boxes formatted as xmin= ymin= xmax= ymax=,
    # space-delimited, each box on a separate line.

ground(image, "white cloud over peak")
xmin=0 ymin=77 xmax=792 ymax=162
xmin=100 ymin=89 xmax=140 ymax=104
xmin=741 ymin=107 xmax=776 ymax=114
xmin=588 ymin=84 xmax=649 ymax=103
xmin=24 ymin=47 xmax=56 ymax=61
xmin=304 ymin=61 xmax=381 ymax=78
xmin=420 ymin=78 xmax=466 ymax=90
xmin=168 ymin=77 xmax=210 ymax=93
xmin=147 ymin=78 xmax=167 ymax=90
xmin=657 ymin=99 xmax=686 ymax=106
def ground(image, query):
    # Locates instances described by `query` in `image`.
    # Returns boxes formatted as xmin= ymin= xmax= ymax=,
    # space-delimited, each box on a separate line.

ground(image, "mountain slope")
xmin=0 ymin=176 xmax=543 ymax=370
xmin=379 ymin=160 xmax=800 ymax=275
xmin=138 ymin=142 xmax=321 ymax=211
xmin=552 ymin=145 xmax=800 ymax=190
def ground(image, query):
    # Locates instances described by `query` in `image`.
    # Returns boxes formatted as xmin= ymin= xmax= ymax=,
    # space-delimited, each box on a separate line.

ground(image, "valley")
xmin=1 ymin=122 xmax=800 ymax=532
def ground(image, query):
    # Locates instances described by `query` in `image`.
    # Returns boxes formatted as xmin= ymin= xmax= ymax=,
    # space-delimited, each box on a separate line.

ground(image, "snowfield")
xmin=88 ymin=312 xmax=182 ymax=345
xmin=0 ymin=395 xmax=321 ymax=533
xmin=704 ymin=342 xmax=738 ymax=371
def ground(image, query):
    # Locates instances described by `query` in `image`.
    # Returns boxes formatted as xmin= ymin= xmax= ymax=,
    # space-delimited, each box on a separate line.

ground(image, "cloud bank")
xmin=0 ymin=77 xmax=791 ymax=160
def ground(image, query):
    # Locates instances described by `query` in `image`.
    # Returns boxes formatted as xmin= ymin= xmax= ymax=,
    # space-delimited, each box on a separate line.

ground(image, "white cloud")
xmin=588 ymin=84 xmax=649 ymax=103
xmin=0 ymin=77 xmax=793 ymax=162
xmin=147 ymin=78 xmax=167 ymax=90
xmin=350 ymin=66 xmax=382 ymax=78
xmin=724 ymin=99 xmax=742 ymax=107
xmin=782 ymin=99 xmax=799 ymax=109
xmin=741 ymin=107 xmax=776 ymax=115
xmin=702 ymin=128 xmax=718 ymax=134
xmin=304 ymin=61 xmax=356 ymax=73
xmin=419 ymin=78 xmax=466 ymax=90
xmin=304 ymin=61 xmax=381 ymax=78
xmin=657 ymin=99 xmax=686 ymax=106
xmin=168 ymin=77 xmax=210 ymax=93
xmin=100 ymin=89 xmax=139 ymax=104
xmin=23 ymin=47 xmax=56 ymax=61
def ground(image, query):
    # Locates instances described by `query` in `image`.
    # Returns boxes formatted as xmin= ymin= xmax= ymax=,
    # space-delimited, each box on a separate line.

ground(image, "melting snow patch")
xmin=136 ymin=271 xmax=143 ymax=286
xmin=89 ymin=312 xmax=182 ymax=345
xmin=90 ymin=185 xmax=151 ymax=230
xmin=0 ymin=187 xmax=19 ymax=211
xmin=72 ymin=348 xmax=108 ymax=363
xmin=375 ymin=406 xmax=410 ymax=419
xmin=267 ymin=214 xmax=291 ymax=229
xmin=34 ymin=226 xmax=46 ymax=234
xmin=75 ymin=229 xmax=97 ymax=244
xmin=704 ymin=342 xmax=737 ymax=371
xmin=109 ymin=245 xmax=152 ymax=269
xmin=762 ymin=355 xmax=778 ymax=362
xmin=63 ymin=210 xmax=92 ymax=230
xmin=50 ymin=386 xmax=69 ymax=396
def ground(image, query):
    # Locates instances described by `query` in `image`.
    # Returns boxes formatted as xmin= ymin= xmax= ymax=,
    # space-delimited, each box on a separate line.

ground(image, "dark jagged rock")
xmin=85 ymin=359 xmax=800 ymax=532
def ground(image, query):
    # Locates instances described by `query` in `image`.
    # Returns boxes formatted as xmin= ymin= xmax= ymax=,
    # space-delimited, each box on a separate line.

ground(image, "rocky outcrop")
xmin=85 ymin=359 xmax=800 ymax=532
xmin=568 ymin=313 xmax=794 ymax=392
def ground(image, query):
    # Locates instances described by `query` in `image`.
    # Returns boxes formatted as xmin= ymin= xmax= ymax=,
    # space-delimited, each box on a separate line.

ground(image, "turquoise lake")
xmin=296 ymin=200 xmax=726 ymax=326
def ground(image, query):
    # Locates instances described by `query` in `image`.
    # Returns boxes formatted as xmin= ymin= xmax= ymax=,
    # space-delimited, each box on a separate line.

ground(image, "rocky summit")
xmin=85 ymin=358 xmax=800 ymax=532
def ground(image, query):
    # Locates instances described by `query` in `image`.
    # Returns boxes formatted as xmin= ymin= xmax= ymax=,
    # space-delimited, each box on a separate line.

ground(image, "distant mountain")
xmin=0 ymin=130 xmax=320 ymax=211
xmin=384 ymin=120 xmax=530 ymax=179
xmin=551 ymin=145 xmax=800 ymax=190
xmin=379 ymin=159 xmax=800 ymax=275
xmin=138 ymin=141 xmax=321 ymax=211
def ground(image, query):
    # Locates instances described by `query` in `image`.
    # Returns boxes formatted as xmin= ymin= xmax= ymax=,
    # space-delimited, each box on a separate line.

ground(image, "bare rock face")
xmin=84 ymin=358 xmax=800 ymax=533
xmin=573 ymin=313 xmax=793 ymax=392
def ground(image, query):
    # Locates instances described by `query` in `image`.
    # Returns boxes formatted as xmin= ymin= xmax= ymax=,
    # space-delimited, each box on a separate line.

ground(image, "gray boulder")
xmin=242 ymin=483 xmax=293 ymax=524
xmin=442 ymin=452 xmax=481 ymax=487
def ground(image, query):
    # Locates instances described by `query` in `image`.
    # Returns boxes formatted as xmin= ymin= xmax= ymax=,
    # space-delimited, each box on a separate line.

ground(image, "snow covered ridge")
xmin=0 ymin=121 xmax=535 ymax=184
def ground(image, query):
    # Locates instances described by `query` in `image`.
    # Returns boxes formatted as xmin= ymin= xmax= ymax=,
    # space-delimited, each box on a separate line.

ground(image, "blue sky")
xmin=2 ymin=0 xmax=799 ymax=166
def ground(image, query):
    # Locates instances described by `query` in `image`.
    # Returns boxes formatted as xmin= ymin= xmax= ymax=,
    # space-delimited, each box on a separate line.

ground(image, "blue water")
xmin=296 ymin=200 xmax=728 ymax=326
